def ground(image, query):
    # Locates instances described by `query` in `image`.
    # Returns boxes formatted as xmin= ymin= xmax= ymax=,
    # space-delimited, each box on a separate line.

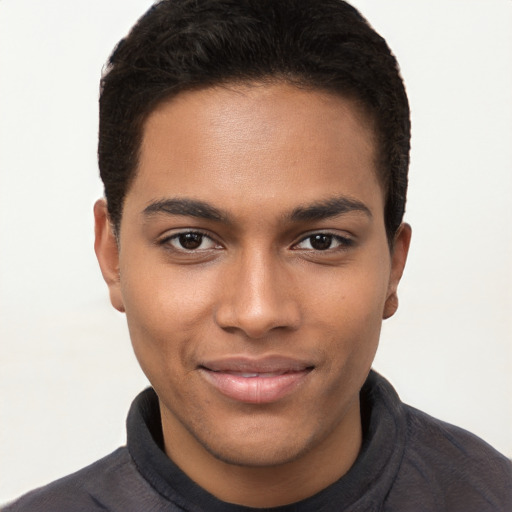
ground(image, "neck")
xmin=160 ymin=398 xmax=362 ymax=508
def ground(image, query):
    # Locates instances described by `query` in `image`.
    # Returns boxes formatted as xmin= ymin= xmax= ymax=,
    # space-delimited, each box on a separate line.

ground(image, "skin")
xmin=94 ymin=82 xmax=411 ymax=507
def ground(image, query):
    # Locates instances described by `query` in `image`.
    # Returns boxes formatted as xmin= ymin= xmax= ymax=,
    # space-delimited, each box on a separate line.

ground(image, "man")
xmin=4 ymin=0 xmax=511 ymax=510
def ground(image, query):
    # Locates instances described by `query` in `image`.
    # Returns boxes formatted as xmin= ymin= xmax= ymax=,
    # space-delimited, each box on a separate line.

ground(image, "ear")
xmin=383 ymin=223 xmax=412 ymax=320
xmin=94 ymin=199 xmax=125 ymax=313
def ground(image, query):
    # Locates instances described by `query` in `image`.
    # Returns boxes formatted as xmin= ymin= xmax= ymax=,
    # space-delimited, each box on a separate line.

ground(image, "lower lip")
xmin=200 ymin=369 xmax=311 ymax=404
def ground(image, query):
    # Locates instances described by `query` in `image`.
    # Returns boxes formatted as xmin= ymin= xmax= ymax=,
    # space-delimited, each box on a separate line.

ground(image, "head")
xmin=94 ymin=0 xmax=411 ymax=506
xmin=98 ymin=0 xmax=410 ymax=243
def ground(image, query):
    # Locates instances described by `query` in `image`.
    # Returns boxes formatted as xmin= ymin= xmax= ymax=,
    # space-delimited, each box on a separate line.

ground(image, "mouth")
xmin=198 ymin=357 xmax=314 ymax=404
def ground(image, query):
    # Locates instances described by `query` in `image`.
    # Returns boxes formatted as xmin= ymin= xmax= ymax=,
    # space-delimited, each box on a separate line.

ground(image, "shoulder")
xmin=1 ymin=447 xmax=161 ymax=512
xmin=391 ymin=404 xmax=512 ymax=511
xmin=403 ymin=404 xmax=511 ymax=473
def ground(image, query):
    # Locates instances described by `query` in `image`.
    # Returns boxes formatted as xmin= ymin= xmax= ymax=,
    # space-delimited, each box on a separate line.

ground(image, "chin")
xmin=202 ymin=437 xmax=311 ymax=468
xmin=188 ymin=414 xmax=320 ymax=468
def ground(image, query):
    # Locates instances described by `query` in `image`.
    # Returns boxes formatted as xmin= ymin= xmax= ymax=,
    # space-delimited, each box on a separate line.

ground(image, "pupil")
xmin=311 ymin=234 xmax=332 ymax=250
xmin=179 ymin=233 xmax=203 ymax=250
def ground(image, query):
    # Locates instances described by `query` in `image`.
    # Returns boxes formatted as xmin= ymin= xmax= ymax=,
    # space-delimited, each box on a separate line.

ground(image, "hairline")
xmin=111 ymin=76 xmax=387 ymax=237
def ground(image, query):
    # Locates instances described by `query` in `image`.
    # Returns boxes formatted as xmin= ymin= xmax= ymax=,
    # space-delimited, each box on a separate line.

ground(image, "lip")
xmin=199 ymin=356 xmax=314 ymax=404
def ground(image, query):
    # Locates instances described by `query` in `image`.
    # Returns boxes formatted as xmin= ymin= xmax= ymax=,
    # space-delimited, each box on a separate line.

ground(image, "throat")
xmin=158 ymin=394 xmax=363 ymax=508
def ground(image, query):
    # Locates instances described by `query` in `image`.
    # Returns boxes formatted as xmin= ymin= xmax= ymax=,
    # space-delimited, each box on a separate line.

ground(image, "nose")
xmin=214 ymin=249 xmax=301 ymax=339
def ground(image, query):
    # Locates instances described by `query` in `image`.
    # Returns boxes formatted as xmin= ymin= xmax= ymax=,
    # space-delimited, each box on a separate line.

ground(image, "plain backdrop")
xmin=1 ymin=0 xmax=511 ymax=505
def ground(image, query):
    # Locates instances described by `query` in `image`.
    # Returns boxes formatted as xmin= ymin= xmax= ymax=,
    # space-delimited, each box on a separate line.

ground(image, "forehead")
xmin=126 ymin=82 xmax=383 ymax=220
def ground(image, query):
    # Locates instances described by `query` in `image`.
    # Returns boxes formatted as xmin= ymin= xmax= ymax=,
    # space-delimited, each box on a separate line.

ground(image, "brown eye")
xmin=165 ymin=231 xmax=218 ymax=252
xmin=309 ymin=234 xmax=333 ymax=250
xmin=294 ymin=233 xmax=353 ymax=251
xmin=178 ymin=232 xmax=204 ymax=250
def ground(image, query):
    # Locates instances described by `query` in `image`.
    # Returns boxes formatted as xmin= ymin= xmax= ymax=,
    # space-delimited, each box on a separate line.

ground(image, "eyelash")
xmin=292 ymin=232 xmax=354 ymax=252
xmin=159 ymin=230 xmax=221 ymax=252
xmin=158 ymin=230 xmax=353 ymax=253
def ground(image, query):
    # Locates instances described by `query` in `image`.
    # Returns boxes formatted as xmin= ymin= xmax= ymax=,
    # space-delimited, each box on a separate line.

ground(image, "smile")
xmin=199 ymin=357 xmax=314 ymax=404
xmin=223 ymin=371 xmax=289 ymax=378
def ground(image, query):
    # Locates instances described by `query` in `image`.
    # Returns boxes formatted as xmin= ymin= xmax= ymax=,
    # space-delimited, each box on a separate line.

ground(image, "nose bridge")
xmin=215 ymin=244 xmax=300 ymax=338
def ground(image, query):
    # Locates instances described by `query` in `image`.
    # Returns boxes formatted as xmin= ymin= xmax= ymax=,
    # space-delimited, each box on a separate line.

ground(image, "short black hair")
xmin=99 ymin=0 xmax=410 ymax=241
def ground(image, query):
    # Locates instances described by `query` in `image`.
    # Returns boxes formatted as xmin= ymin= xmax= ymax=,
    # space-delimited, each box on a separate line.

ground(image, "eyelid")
xmin=156 ymin=228 xmax=354 ymax=252
xmin=292 ymin=231 xmax=354 ymax=250
xmin=158 ymin=229 xmax=223 ymax=250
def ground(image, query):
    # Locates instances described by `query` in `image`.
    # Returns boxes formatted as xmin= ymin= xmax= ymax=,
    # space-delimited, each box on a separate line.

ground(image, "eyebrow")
xmin=288 ymin=197 xmax=372 ymax=222
xmin=142 ymin=195 xmax=371 ymax=224
xmin=143 ymin=198 xmax=226 ymax=222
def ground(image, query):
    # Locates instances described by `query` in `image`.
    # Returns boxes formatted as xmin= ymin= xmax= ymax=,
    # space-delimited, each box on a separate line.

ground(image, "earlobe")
xmin=383 ymin=223 xmax=411 ymax=320
xmin=93 ymin=199 xmax=125 ymax=313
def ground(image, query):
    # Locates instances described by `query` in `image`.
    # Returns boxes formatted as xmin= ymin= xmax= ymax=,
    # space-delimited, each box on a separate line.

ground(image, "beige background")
xmin=1 ymin=0 xmax=511 ymax=504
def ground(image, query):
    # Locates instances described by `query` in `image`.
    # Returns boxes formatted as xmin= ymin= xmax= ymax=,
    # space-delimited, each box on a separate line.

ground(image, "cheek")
xmin=119 ymin=259 xmax=219 ymax=376
xmin=307 ymin=256 xmax=390 ymax=368
xmin=310 ymin=254 xmax=390 ymax=327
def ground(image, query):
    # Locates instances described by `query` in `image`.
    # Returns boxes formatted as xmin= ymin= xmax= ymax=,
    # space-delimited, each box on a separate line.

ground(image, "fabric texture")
xmin=4 ymin=371 xmax=511 ymax=511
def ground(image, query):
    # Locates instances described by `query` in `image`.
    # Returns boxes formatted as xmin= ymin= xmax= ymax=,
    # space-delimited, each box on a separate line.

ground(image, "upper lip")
xmin=199 ymin=356 xmax=314 ymax=373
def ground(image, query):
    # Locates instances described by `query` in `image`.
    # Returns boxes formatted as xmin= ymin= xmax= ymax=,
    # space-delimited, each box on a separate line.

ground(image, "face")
xmin=95 ymin=83 xmax=409 ymax=475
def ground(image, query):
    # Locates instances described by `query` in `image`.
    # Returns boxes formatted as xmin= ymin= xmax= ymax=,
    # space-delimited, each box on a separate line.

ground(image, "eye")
xmin=294 ymin=233 xmax=352 ymax=251
xmin=165 ymin=231 xmax=219 ymax=251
